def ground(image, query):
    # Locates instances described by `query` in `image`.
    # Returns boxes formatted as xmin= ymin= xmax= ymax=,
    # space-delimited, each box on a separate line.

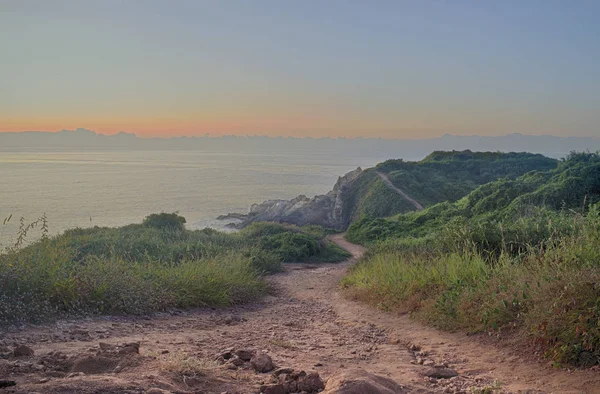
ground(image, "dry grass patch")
xmin=158 ymin=351 xmax=219 ymax=378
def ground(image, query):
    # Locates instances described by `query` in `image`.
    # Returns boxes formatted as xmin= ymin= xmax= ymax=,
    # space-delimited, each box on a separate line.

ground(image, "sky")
xmin=1 ymin=0 xmax=599 ymax=139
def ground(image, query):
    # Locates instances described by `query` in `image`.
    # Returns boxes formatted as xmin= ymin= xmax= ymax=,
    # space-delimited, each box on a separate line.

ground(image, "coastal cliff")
xmin=218 ymin=151 xmax=558 ymax=231
xmin=220 ymin=167 xmax=364 ymax=230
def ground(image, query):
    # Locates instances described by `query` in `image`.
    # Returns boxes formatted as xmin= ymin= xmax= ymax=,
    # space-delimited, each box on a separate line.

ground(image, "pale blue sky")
xmin=2 ymin=0 xmax=599 ymax=138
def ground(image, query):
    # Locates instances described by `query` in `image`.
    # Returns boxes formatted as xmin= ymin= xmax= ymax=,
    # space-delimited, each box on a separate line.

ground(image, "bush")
xmin=240 ymin=222 xmax=297 ymax=238
xmin=259 ymin=232 xmax=322 ymax=262
xmin=143 ymin=212 xmax=186 ymax=231
xmin=257 ymin=230 xmax=350 ymax=263
xmin=246 ymin=248 xmax=283 ymax=274
xmin=241 ymin=222 xmax=350 ymax=263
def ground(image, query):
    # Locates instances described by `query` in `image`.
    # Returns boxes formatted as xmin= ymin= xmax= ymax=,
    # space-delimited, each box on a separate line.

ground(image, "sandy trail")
xmin=376 ymin=171 xmax=425 ymax=211
xmin=1 ymin=234 xmax=599 ymax=393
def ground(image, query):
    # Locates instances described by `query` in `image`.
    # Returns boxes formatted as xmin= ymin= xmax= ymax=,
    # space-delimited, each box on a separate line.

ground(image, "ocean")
xmin=0 ymin=149 xmax=390 ymax=246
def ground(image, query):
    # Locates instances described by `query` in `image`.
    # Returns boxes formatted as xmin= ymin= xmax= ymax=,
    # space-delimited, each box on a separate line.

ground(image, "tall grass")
xmin=342 ymin=206 xmax=600 ymax=366
xmin=0 ymin=215 xmax=348 ymax=326
xmin=0 ymin=233 xmax=265 ymax=325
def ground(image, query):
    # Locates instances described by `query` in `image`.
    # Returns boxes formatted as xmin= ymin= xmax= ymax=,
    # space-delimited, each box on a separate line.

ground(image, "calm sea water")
xmin=0 ymin=150 xmax=388 ymax=245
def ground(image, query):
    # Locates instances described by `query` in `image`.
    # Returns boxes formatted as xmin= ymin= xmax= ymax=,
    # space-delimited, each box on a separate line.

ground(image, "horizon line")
xmin=2 ymin=128 xmax=599 ymax=141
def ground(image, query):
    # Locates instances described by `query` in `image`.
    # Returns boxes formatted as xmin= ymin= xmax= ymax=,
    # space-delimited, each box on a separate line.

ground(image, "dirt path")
xmin=376 ymin=171 xmax=425 ymax=211
xmin=1 ymin=235 xmax=599 ymax=393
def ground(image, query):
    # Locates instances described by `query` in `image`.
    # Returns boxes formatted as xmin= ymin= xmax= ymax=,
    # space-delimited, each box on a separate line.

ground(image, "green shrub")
xmin=240 ymin=222 xmax=297 ymax=238
xmin=143 ymin=212 xmax=186 ymax=231
xmin=246 ymin=248 xmax=283 ymax=274
xmin=241 ymin=222 xmax=350 ymax=263
xmin=259 ymin=232 xmax=321 ymax=262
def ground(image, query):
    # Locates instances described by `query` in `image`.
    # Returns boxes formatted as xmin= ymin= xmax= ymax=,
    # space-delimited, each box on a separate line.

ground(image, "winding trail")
xmin=376 ymin=171 xmax=425 ymax=211
xmin=2 ymin=235 xmax=599 ymax=393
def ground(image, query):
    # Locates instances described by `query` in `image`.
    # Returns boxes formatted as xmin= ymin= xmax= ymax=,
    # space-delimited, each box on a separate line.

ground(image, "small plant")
xmin=470 ymin=380 xmax=503 ymax=393
xmin=1 ymin=213 xmax=49 ymax=252
xmin=158 ymin=351 xmax=218 ymax=379
xmin=269 ymin=338 xmax=297 ymax=349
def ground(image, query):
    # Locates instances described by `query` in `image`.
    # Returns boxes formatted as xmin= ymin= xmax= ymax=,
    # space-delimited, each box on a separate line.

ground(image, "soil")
xmin=1 ymin=234 xmax=599 ymax=394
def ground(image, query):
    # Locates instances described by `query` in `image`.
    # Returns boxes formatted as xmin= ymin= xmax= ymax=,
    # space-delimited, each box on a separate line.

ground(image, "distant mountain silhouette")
xmin=1 ymin=128 xmax=598 ymax=159
xmin=0 ymin=128 xmax=138 ymax=149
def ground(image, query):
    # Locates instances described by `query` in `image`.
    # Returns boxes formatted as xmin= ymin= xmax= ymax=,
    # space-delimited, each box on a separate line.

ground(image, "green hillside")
xmin=342 ymin=150 xmax=557 ymax=226
xmin=340 ymin=170 xmax=417 ymax=225
xmin=346 ymin=152 xmax=600 ymax=246
xmin=375 ymin=151 xmax=557 ymax=207
xmin=343 ymin=152 xmax=600 ymax=367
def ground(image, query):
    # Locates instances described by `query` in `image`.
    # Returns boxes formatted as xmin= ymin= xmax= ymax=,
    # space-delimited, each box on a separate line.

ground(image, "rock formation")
xmin=219 ymin=167 xmax=363 ymax=230
xmin=323 ymin=369 xmax=411 ymax=394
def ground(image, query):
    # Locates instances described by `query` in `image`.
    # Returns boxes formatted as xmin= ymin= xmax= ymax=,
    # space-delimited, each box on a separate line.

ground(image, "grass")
xmin=158 ymin=350 xmax=219 ymax=379
xmin=0 ymin=215 xmax=349 ymax=327
xmin=269 ymin=338 xmax=297 ymax=350
xmin=343 ymin=207 xmax=600 ymax=366
xmin=341 ymin=170 xmax=417 ymax=225
xmin=342 ymin=152 xmax=600 ymax=367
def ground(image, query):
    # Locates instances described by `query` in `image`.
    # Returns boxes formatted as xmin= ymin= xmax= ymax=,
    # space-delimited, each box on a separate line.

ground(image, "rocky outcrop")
xmin=260 ymin=368 xmax=325 ymax=394
xmin=251 ymin=352 xmax=275 ymax=373
xmin=421 ymin=366 xmax=459 ymax=379
xmin=13 ymin=345 xmax=34 ymax=357
xmin=219 ymin=167 xmax=363 ymax=230
xmin=323 ymin=369 xmax=410 ymax=394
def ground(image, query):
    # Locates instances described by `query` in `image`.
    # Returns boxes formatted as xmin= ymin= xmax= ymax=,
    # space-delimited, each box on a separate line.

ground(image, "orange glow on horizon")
xmin=2 ymin=108 xmax=382 ymax=138
xmin=0 ymin=117 xmax=437 ymax=139
xmin=0 ymin=118 xmax=340 ymax=138
xmin=0 ymin=112 xmax=482 ymax=139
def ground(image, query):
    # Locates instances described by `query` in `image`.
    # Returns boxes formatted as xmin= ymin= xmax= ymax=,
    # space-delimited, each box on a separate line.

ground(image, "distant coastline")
xmin=2 ymin=128 xmax=600 ymax=159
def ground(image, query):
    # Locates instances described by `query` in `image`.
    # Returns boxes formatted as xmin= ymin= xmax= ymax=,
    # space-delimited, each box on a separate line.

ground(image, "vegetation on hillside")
xmin=340 ymin=151 xmax=556 ymax=228
xmin=0 ymin=215 xmax=349 ymax=326
xmin=341 ymin=170 xmax=416 ymax=226
xmin=347 ymin=152 xmax=597 ymax=245
xmin=343 ymin=152 xmax=600 ymax=367
xmin=375 ymin=151 xmax=557 ymax=206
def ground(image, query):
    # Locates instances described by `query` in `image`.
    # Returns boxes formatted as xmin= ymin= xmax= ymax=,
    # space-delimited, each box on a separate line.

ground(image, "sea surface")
xmin=0 ymin=149 xmax=390 ymax=246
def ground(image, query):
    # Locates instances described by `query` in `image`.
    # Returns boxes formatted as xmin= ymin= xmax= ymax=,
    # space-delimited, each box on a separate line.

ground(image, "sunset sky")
xmin=2 ymin=0 xmax=599 ymax=138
